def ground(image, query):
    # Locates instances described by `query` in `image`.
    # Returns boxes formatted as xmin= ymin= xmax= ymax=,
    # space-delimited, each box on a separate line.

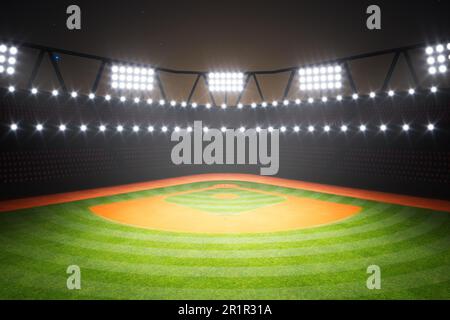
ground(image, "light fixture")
xmin=388 ymin=90 xmax=395 ymax=97
xmin=261 ymin=102 xmax=268 ymax=108
xmin=208 ymin=72 xmax=244 ymax=92
xmin=336 ymin=95 xmax=343 ymax=101
xmin=352 ymin=93 xmax=358 ymax=100
xmin=221 ymin=103 xmax=227 ymax=109
xmin=88 ymin=93 xmax=95 ymax=99
xmin=181 ymin=101 xmax=187 ymax=108
xmin=99 ymin=125 xmax=106 ymax=132
xmin=36 ymin=124 xmax=44 ymax=132
xmin=321 ymin=96 xmax=328 ymax=102
xmin=191 ymin=102 xmax=198 ymax=108
xmin=170 ymin=100 xmax=177 ymax=107
xmin=369 ymin=92 xmax=376 ymax=98
xmin=147 ymin=125 xmax=154 ymax=132
xmin=280 ymin=126 xmax=286 ymax=132
xmin=380 ymin=124 xmax=387 ymax=132
xmin=299 ymin=64 xmax=342 ymax=91
xmin=174 ymin=126 xmax=181 ymax=133
xmin=237 ymin=103 xmax=243 ymax=109
xmin=134 ymin=97 xmax=140 ymax=104
xmin=116 ymin=125 xmax=124 ymax=132
xmin=120 ymin=96 xmax=126 ymax=102
xmin=187 ymin=126 xmax=193 ymax=133
xmin=431 ymin=86 xmax=437 ymax=93
xmin=0 ymin=44 xmax=17 ymax=76
xmin=251 ymin=102 xmax=257 ymax=109
xmin=272 ymin=101 xmax=278 ymax=107
xmin=426 ymin=44 xmax=448 ymax=75
xmin=105 ymin=95 xmax=111 ymax=101
xmin=402 ymin=124 xmax=410 ymax=132
xmin=111 ymin=64 xmax=154 ymax=92
xmin=146 ymin=98 xmax=153 ymax=105
xmin=427 ymin=123 xmax=435 ymax=131
xmin=52 ymin=89 xmax=58 ymax=96
xmin=221 ymin=126 xmax=227 ymax=133
xmin=161 ymin=126 xmax=168 ymax=132
xmin=203 ymin=126 xmax=209 ymax=133
xmin=239 ymin=126 xmax=246 ymax=133
xmin=341 ymin=125 xmax=348 ymax=132
xmin=59 ymin=124 xmax=66 ymax=132
xmin=294 ymin=126 xmax=300 ymax=132
xmin=324 ymin=125 xmax=331 ymax=132
xmin=159 ymin=99 xmax=165 ymax=106
xmin=71 ymin=91 xmax=78 ymax=98
xmin=205 ymin=103 xmax=212 ymax=109
xmin=31 ymin=88 xmax=38 ymax=95
xmin=80 ymin=124 xmax=87 ymax=132
xmin=295 ymin=99 xmax=301 ymax=105
xmin=8 ymin=85 xmax=15 ymax=93
xmin=268 ymin=126 xmax=274 ymax=133
xmin=283 ymin=100 xmax=289 ymax=106
xmin=308 ymin=125 xmax=315 ymax=132
xmin=359 ymin=124 xmax=367 ymax=132
xmin=10 ymin=123 xmax=18 ymax=131
xmin=133 ymin=125 xmax=140 ymax=132
xmin=256 ymin=126 xmax=262 ymax=133
xmin=408 ymin=88 xmax=415 ymax=95
xmin=308 ymin=98 xmax=314 ymax=104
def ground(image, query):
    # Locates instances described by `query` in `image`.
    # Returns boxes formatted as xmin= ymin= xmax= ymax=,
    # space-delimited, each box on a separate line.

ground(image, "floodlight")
xmin=105 ymin=95 xmax=111 ymax=101
xmin=256 ymin=126 xmax=262 ymax=133
xmin=408 ymin=88 xmax=415 ymax=95
xmin=261 ymin=102 xmax=268 ymax=108
xmin=426 ymin=43 xmax=448 ymax=76
xmin=187 ymin=126 xmax=193 ymax=133
xmin=191 ymin=102 xmax=198 ymax=108
xmin=239 ymin=126 xmax=246 ymax=133
xmin=308 ymin=98 xmax=314 ymax=104
xmin=0 ymin=45 xmax=17 ymax=76
xmin=380 ymin=124 xmax=387 ymax=132
xmin=221 ymin=126 xmax=227 ymax=133
xmin=322 ymin=96 xmax=328 ymax=102
xmin=8 ymin=86 xmax=15 ymax=92
xmin=52 ymin=90 xmax=58 ymax=96
xmin=159 ymin=99 xmax=165 ymax=106
xmin=251 ymin=102 xmax=257 ymax=109
xmin=146 ymin=98 xmax=153 ymax=105
xmin=283 ymin=100 xmax=289 ymax=106
xmin=99 ymin=125 xmax=106 ymax=132
xmin=280 ymin=126 xmax=286 ymax=133
xmin=336 ymin=95 xmax=343 ymax=101
xmin=110 ymin=64 xmax=154 ymax=92
xmin=133 ymin=125 xmax=140 ymax=132
xmin=203 ymin=126 xmax=209 ymax=133
xmin=208 ymin=72 xmax=244 ymax=92
xmin=268 ymin=126 xmax=274 ymax=133
xmin=147 ymin=126 xmax=154 ymax=132
xmin=388 ymin=90 xmax=395 ymax=97
xmin=369 ymin=92 xmax=376 ymax=98
xmin=272 ymin=101 xmax=278 ymax=107
xmin=134 ymin=97 xmax=140 ymax=103
xmin=36 ymin=124 xmax=44 ymax=131
xmin=352 ymin=93 xmax=358 ymax=100
xmin=120 ymin=96 xmax=126 ymax=102
xmin=299 ymin=64 xmax=342 ymax=91
xmin=173 ymin=126 xmax=180 ymax=133
xmin=324 ymin=125 xmax=330 ymax=132
xmin=205 ymin=103 xmax=211 ymax=109
xmin=295 ymin=99 xmax=301 ymax=105
xmin=341 ymin=125 xmax=348 ymax=132
xmin=308 ymin=125 xmax=315 ymax=132
xmin=221 ymin=103 xmax=227 ymax=109
xmin=88 ymin=93 xmax=95 ymax=99
xmin=80 ymin=124 xmax=87 ymax=132
xmin=237 ymin=103 xmax=243 ymax=109
xmin=59 ymin=124 xmax=66 ymax=132
xmin=181 ymin=101 xmax=187 ymax=107
xmin=294 ymin=126 xmax=300 ymax=132
xmin=116 ymin=125 xmax=124 ymax=132
xmin=431 ymin=86 xmax=437 ymax=93
xmin=71 ymin=91 xmax=78 ymax=98
xmin=427 ymin=124 xmax=435 ymax=131
xmin=10 ymin=123 xmax=18 ymax=131
xmin=359 ymin=125 xmax=367 ymax=132
xmin=161 ymin=126 xmax=168 ymax=132
xmin=402 ymin=124 xmax=410 ymax=132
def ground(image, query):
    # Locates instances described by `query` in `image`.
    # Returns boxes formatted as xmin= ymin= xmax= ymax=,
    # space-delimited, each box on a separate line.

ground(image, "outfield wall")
xmin=1 ymin=88 xmax=449 ymax=200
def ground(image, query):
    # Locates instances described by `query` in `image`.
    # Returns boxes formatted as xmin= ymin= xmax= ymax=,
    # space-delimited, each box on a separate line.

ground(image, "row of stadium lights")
xmin=7 ymin=122 xmax=436 ymax=134
xmin=3 ymin=85 xmax=440 ymax=109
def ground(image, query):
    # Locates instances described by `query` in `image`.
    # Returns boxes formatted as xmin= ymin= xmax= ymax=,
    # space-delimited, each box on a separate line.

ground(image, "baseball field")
xmin=0 ymin=174 xmax=449 ymax=299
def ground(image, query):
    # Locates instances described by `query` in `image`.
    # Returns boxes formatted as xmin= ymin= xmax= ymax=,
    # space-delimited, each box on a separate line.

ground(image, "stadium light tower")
xmin=111 ymin=65 xmax=154 ymax=91
xmin=299 ymin=65 xmax=342 ymax=91
xmin=0 ymin=44 xmax=18 ymax=76
xmin=208 ymin=72 xmax=244 ymax=93
xmin=426 ymin=44 xmax=449 ymax=75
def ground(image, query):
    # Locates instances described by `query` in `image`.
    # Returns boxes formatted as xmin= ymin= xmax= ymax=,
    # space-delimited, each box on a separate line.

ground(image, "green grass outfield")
xmin=0 ymin=180 xmax=449 ymax=299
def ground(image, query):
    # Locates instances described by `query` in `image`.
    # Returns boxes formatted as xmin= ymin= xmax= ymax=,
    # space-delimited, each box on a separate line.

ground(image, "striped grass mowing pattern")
xmin=0 ymin=180 xmax=449 ymax=299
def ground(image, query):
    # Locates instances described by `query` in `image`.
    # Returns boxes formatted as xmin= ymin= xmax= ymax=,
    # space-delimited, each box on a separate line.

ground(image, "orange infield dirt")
xmin=1 ymin=174 xmax=450 ymax=214
xmin=90 ymin=184 xmax=362 ymax=233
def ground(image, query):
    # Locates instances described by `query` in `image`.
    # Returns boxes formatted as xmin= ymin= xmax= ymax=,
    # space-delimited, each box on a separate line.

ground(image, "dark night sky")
xmin=2 ymin=0 xmax=450 ymax=70
xmin=1 ymin=0 xmax=450 ymax=100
